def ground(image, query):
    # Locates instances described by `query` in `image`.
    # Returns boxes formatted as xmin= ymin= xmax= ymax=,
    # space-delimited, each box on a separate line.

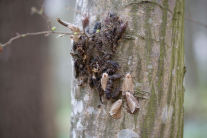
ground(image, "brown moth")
xmin=101 ymin=73 xmax=109 ymax=91
xmin=82 ymin=13 xmax=90 ymax=29
xmin=109 ymin=99 xmax=122 ymax=116
xmin=126 ymin=92 xmax=140 ymax=113
xmin=122 ymin=73 xmax=134 ymax=95
xmin=112 ymin=107 xmax=122 ymax=119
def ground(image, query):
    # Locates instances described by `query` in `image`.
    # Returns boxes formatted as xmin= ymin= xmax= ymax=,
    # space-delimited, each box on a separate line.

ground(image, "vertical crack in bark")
xmin=157 ymin=0 xmax=168 ymax=105
xmin=141 ymin=84 xmax=157 ymax=138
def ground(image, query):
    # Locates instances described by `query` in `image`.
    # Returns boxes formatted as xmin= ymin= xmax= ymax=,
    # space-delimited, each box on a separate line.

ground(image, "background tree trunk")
xmin=0 ymin=0 xmax=55 ymax=138
xmin=70 ymin=0 xmax=185 ymax=137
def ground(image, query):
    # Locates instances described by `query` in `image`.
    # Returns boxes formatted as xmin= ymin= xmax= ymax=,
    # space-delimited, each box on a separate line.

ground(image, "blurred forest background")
xmin=0 ymin=0 xmax=206 ymax=138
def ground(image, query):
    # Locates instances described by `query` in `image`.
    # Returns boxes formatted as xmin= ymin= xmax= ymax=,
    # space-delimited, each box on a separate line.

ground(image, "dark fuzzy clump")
xmin=71 ymin=12 xmax=127 ymax=102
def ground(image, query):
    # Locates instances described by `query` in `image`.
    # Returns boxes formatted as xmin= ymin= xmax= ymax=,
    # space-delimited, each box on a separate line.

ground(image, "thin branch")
xmin=0 ymin=31 xmax=74 ymax=47
xmin=31 ymin=6 xmax=52 ymax=30
xmin=185 ymin=17 xmax=207 ymax=28
xmin=1 ymin=9 xmax=87 ymax=47
xmin=42 ymin=13 xmax=52 ymax=30
xmin=39 ymin=6 xmax=52 ymax=30
xmin=57 ymin=18 xmax=70 ymax=28
xmin=2 ymin=4 xmax=207 ymax=50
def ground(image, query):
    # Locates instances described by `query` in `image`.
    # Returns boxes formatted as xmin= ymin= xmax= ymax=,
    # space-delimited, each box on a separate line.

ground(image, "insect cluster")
xmin=109 ymin=73 xmax=140 ymax=118
xmin=58 ymin=12 xmax=139 ymax=118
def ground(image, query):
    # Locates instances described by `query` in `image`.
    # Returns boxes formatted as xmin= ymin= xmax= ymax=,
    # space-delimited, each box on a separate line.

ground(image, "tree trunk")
xmin=70 ymin=0 xmax=185 ymax=138
xmin=0 ymin=0 xmax=55 ymax=138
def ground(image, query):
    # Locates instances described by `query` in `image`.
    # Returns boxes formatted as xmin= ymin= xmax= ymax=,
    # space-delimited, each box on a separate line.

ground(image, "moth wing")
xmin=129 ymin=93 xmax=140 ymax=109
xmin=101 ymin=73 xmax=109 ymax=91
xmin=127 ymin=78 xmax=134 ymax=94
xmin=109 ymin=99 xmax=122 ymax=115
xmin=126 ymin=94 xmax=136 ymax=113
xmin=122 ymin=76 xmax=128 ymax=95
xmin=122 ymin=73 xmax=134 ymax=94
xmin=112 ymin=107 xmax=122 ymax=119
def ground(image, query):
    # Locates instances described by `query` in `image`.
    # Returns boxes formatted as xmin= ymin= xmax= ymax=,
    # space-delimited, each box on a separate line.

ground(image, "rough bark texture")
xmin=70 ymin=0 xmax=185 ymax=138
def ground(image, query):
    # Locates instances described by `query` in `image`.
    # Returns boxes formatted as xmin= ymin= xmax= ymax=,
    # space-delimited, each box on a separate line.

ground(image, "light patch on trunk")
xmin=93 ymin=121 xmax=96 ymax=125
xmin=72 ymin=99 xmax=78 ymax=115
xmin=72 ymin=129 xmax=76 ymax=138
xmin=128 ymin=60 xmax=131 ymax=65
xmin=117 ymin=129 xmax=139 ymax=138
xmin=148 ymin=65 xmax=153 ymax=69
xmin=77 ymin=118 xmax=84 ymax=130
xmin=71 ymin=112 xmax=74 ymax=118
xmin=148 ymin=18 xmax=153 ymax=24
xmin=172 ymin=69 xmax=175 ymax=76
xmin=135 ymin=83 xmax=142 ymax=87
xmin=162 ymin=105 xmax=174 ymax=124
xmin=77 ymin=0 xmax=83 ymax=7
xmin=87 ymin=106 xmax=94 ymax=114
xmin=77 ymin=100 xmax=83 ymax=113
xmin=84 ymin=94 xmax=89 ymax=101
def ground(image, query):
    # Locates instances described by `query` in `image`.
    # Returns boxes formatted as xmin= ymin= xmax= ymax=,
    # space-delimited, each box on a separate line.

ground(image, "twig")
xmin=0 ymin=31 xmax=74 ymax=47
xmin=31 ymin=6 xmax=52 ymax=30
xmin=57 ymin=18 xmax=84 ymax=36
xmin=57 ymin=18 xmax=70 ymax=28
xmin=42 ymin=13 xmax=52 ymax=30
xmin=83 ymin=29 xmax=89 ymax=39
xmin=185 ymin=17 xmax=207 ymax=28
xmin=39 ymin=6 xmax=52 ymax=30
xmin=3 ymin=4 xmax=206 ymax=50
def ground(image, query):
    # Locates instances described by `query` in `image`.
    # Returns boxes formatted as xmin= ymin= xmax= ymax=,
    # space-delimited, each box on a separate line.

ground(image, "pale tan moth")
xmin=126 ymin=92 xmax=140 ymax=113
xmin=122 ymin=73 xmax=134 ymax=95
xmin=101 ymin=72 xmax=109 ymax=91
xmin=109 ymin=99 xmax=122 ymax=116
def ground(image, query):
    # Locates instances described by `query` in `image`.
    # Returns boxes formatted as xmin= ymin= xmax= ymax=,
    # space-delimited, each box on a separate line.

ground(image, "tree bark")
xmin=70 ymin=0 xmax=185 ymax=138
xmin=0 ymin=0 xmax=55 ymax=138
